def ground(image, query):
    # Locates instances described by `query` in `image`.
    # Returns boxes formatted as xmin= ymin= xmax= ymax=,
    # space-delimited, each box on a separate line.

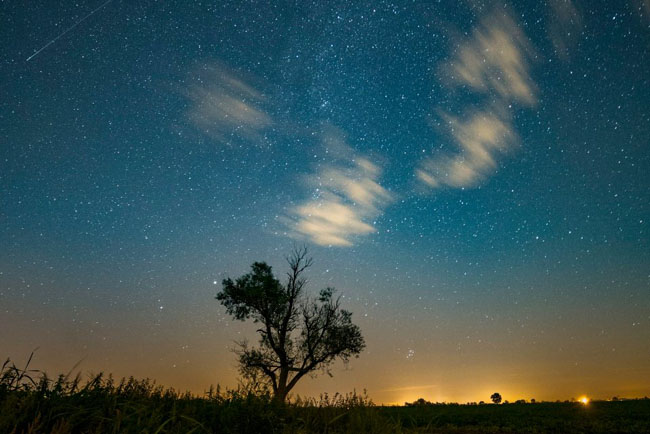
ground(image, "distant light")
xmin=579 ymin=396 xmax=589 ymax=405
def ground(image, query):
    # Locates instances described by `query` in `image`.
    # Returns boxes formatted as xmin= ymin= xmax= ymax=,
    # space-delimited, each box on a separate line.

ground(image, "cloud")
xmin=417 ymin=107 xmax=517 ymax=188
xmin=185 ymin=64 xmax=272 ymax=144
xmin=418 ymin=9 xmax=536 ymax=191
xmin=285 ymin=130 xmax=393 ymax=247
xmin=441 ymin=11 xmax=536 ymax=105
xmin=546 ymin=0 xmax=583 ymax=61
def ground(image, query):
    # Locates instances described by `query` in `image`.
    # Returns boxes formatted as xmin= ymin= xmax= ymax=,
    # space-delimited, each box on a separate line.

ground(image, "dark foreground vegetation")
xmin=2 ymin=358 xmax=649 ymax=433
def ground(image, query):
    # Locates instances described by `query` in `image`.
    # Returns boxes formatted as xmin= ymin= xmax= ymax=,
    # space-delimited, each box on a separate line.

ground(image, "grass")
xmin=2 ymin=356 xmax=649 ymax=433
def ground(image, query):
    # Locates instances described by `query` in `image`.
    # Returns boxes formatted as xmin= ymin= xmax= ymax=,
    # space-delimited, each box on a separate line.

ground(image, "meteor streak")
xmin=26 ymin=0 xmax=114 ymax=62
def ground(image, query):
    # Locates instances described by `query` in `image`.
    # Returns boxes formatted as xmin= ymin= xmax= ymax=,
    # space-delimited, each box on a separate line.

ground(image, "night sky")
xmin=2 ymin=0 xmax=649 ymax=404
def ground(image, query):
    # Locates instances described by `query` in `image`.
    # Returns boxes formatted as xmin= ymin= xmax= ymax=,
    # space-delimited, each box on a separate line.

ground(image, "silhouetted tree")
xmin=406 ymin=398 xmax=433 ymax=406
xmin=216 ymin=247 xmax=365 ymax=402
xmin=490 ymin=392 xmax=502 ymax=404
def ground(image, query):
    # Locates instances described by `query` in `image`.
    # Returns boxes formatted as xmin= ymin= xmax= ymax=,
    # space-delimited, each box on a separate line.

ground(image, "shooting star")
xmin=26 ymin=0 xmax=114 ymax=62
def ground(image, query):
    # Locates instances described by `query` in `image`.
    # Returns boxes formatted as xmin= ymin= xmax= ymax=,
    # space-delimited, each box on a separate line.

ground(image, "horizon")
xmin=5 ymin=351 xmax=648 ymax=406
xmin=2 ymin=0 xmax=649 ymax=407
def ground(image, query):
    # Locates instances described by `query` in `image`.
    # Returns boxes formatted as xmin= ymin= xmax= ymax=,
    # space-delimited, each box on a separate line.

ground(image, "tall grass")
xmin=2 ymin=355 xmax=649 ymax=433
xmin=0 ymin=355 xmax=399 ymax=433
xmin=1 ymin=354 xmax=287 ymax=433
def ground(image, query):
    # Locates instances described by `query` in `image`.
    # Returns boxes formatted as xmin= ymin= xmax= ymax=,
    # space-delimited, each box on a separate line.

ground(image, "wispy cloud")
xmin=285 ymin=129 xmax=393 ymax=247
xmin=547 ymin=0 xmax=583 ymax=61
xmin=441 ymin=12 xmax=536 ymax=105
xmin=418 ymin=9 xmax=536 ymax=190
xmin=417 ymin=106 xmax=517 ymax=188
xmin=185 ymin=64 xmax=272 ymax=144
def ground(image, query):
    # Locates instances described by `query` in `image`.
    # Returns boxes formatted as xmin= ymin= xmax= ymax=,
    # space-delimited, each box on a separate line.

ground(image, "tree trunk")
xmin=274 ymin=388 xmax=288 ymax=403
xmin=274 ymin=367 xmax=289 ymax=402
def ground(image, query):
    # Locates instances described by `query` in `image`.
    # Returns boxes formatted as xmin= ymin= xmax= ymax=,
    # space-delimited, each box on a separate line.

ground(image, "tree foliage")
xmin=216 ymin=247 xmax=365 ymax=401
xmin=491 ymin=393 xmax=502 ymax=404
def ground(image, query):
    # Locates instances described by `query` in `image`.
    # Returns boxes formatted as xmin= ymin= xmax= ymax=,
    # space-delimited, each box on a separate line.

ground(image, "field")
xmin=2 ymin=359 xmax=649 ymax=433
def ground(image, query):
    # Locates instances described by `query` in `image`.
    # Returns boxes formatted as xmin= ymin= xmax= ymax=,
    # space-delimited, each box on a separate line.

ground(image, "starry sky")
xmin=1 ymin=0 xmax=649 ymax=404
